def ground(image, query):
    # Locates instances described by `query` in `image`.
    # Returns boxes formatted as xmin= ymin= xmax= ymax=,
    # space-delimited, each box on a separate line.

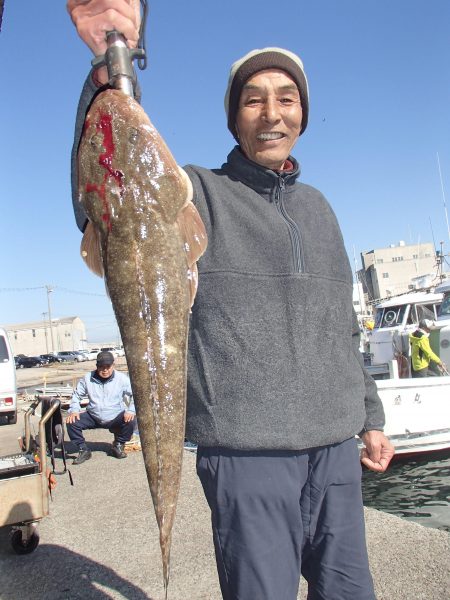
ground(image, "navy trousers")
xmin=196 ymin=438 xmax=375 ymax=600
xmin=66 ymin=411 xmax=134 ymax=447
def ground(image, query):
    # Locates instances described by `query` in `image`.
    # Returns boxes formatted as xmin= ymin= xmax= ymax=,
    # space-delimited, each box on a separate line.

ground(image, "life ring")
xmin=384 ymin=310 xmax=397 ymax=325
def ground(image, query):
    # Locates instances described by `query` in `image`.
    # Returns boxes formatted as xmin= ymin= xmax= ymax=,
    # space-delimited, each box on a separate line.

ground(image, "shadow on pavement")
xmin=0 ymin=527 xmax=153 ymax=600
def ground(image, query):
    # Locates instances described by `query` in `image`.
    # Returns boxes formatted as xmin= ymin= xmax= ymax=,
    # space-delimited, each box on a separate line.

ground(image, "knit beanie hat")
xmin=224 ymin=47 xmax=309 ymax=142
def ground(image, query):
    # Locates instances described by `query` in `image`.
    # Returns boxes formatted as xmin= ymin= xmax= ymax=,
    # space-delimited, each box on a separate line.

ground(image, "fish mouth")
xmin=256 ymin=132 xmax=285 ymax=141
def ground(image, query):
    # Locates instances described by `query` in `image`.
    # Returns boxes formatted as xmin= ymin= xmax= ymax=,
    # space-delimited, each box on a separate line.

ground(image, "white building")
xmin=360 ymin=241 xmax=437 ymax=302
xmin=353 ymin=282 xmax=368 ymax=317
xmin=3 ymin=316 xmax=87 ymax=356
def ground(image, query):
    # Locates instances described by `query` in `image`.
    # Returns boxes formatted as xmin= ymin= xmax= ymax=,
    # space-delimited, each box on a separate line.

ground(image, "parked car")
xmin=56 ymin=351 xmax=86 ymax=362
xmin=40 ymin=354 xmax=61 ymax=364
xmin=56 ymin=351 xmax=78 ymax=362
xmin=100 ymin=346 xmax=120 ymax=358
xmin=16 ymin=356 xmax=46 ymax=368
xmin=114 ymin=347 xmax=125 ymax=357
xmin=84 ymin=349 xmax=99 ymax=360
xmin=73 ymin=350 xmax=87 ymax=362
xmin=14 ymin=354 xmax=26 ymax=368
xmin=71 ymin=351 xmax=88 ymax=362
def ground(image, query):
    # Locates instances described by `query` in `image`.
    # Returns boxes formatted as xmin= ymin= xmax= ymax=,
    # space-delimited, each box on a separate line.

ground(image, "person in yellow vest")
xmin=409 ymin=319 xmax=446 ymax=377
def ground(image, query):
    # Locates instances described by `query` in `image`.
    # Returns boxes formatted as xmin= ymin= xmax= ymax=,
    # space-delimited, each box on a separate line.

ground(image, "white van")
xmin=0 ymin=327 xmax=17 ymax=424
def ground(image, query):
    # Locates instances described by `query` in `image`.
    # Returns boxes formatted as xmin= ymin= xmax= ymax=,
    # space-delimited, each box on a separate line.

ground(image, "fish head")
xmin=78 ymin=89 xmax=188 ymax=237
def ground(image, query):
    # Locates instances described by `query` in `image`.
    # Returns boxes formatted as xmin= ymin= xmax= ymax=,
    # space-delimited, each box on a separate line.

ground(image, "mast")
xmin=437 ymin=152 xmax=450 ymax=245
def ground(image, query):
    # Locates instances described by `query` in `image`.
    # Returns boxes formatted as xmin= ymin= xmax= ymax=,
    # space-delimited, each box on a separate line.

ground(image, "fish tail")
xmin=161 ymin=533 xmax=171 ymax=597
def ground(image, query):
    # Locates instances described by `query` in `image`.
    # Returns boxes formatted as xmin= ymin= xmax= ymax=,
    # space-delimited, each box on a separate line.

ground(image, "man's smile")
xmin=256 ymin=132 xmax=285 ymax=141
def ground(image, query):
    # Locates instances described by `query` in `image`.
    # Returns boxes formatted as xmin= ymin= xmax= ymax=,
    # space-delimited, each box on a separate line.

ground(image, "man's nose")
xmin=262 ymin=97 xmax=281 ymax=122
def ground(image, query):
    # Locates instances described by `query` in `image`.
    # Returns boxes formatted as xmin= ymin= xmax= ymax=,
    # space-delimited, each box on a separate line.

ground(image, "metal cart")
xmin=0 ymin=397 xmax=61 ymax=554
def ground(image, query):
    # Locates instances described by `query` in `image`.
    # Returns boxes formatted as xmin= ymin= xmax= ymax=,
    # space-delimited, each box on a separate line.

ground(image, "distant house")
xmin=2 ymin=316 xmax=87 ymax=356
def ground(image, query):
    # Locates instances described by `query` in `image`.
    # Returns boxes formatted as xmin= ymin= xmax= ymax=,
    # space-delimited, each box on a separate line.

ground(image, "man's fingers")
xmin=67 ymin=0 xmax=140 ymax=55
xmin=66 ymin=413 xmax=80 ymax=423
xmin=360 ymin=446 xmax=394 ymax=473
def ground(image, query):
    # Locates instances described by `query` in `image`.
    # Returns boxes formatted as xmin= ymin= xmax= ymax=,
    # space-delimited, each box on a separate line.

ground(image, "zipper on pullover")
xmin=275 ymin=176 xmax=304 ymax=272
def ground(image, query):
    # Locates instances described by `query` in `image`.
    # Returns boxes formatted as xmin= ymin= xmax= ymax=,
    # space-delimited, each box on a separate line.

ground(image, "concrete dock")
xmin=0 ymin=368 xmax=449 ymax=599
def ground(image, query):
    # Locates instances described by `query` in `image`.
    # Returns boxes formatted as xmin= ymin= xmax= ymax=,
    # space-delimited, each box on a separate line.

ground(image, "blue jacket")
xmin=69 ymin=370 xmax=135 ymax=423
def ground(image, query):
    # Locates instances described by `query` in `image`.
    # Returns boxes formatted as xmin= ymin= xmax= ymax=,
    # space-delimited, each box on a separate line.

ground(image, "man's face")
xmin=97 ymin=363 xmax=114 ymax=377
xmin=235 ymin=69 xmax=302 ymax=170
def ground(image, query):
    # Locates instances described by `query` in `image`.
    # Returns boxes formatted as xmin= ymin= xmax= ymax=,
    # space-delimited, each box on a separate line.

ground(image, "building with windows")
xmin=2 ymin=316 xmax=87 ymax=357
xmin=359 ymin=241 xmax=437 ymax=302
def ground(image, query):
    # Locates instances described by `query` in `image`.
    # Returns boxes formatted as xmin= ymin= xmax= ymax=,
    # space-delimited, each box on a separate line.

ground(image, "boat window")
xmin=0 ymin=336 xmax=9 ymax=362
xmin=375 ymin=304 xmax=408 ymax=328
xmin=439 ymin=294 xmax=450 ymax=317
xmin=374 ymin=309 xmax=384 ymax=328
xmin=405 ymin=306 xmax=416 ymax=324
xmin=416 ymin=304 xmax=438 ymax=322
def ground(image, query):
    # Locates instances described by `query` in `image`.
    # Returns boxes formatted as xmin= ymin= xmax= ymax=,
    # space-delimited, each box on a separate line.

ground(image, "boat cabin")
xmin=367 ymin=291 xmax=443 ymax=369
xmin=373 ymin=291 xmax=443 ymax=330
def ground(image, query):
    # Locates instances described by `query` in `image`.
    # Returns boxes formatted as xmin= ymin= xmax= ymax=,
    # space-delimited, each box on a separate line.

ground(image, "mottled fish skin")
xmin=77 ymin=88 xmax=204 ymax=591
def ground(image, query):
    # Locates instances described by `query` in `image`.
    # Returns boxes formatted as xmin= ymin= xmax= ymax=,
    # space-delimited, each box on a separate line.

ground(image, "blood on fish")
xmin=84 ymin=113 xmax=124 ymax=231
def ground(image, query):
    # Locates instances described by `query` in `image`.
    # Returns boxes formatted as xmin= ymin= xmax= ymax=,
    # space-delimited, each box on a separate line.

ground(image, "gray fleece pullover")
xmin=184 ymin=150 xmax=384 ymax=450
xmin=71 ymin=74 xmax=384 ymax=451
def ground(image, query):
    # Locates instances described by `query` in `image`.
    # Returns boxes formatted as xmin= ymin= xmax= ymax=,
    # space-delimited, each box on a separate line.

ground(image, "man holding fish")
xmin=68 ymin=1 xmax=394 ymax=598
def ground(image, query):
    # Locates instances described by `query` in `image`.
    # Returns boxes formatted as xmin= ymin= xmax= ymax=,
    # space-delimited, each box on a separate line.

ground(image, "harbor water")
xmin=361 ymin=449 xmax=450 ymax=532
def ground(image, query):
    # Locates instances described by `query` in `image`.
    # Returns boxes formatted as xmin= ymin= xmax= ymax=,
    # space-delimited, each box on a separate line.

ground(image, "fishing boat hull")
xmin=375 ymin=375 xmax=450 ymax=455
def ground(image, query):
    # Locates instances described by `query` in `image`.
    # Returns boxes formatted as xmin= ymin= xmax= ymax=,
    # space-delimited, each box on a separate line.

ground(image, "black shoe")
xmin=73 ymin=448 xmax=92 ymax=465
xmin=109 ymin=442 xmax=127 ymax=459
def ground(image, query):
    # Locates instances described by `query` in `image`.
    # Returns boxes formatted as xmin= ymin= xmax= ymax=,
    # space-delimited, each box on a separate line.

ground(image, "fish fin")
xmin=188 ymin=263 xmax=199 ymax=308
xmin=177 ymin=166 xmax=194 ymax=204
xmin=80 ymin=221 xmax=104 ymax=278
xmin=176 ymin=167 xmax=208 ymax=306
xmin=176 ymin=168 xmax=208 ymax=265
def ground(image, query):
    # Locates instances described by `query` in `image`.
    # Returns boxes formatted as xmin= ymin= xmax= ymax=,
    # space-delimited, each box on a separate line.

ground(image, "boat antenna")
xmin=437 ymin=152 xmax=450 ymax=245
xmin=429 ymin=216 xmax=437 ymax=250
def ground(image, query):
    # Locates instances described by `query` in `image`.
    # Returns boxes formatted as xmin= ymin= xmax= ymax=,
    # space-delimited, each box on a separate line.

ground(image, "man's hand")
xmin=360 ymin=430 xmax=395 ymax=473
xmin=67 ymin=0 xmax=141 ymax=56
xmin=66 ymin=412 xmax=80 ymax=424
xmin=124 ymin=411 xmax=135 ymax=423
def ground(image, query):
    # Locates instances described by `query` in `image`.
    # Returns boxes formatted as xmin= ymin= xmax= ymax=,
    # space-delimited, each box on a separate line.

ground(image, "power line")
xmin=0 ymin=285 xmax=106 ymax=297
xmin=0 ymin=286 xmax=45 ymax=292
xmin=55 ymin=286 xmax=107 ymax=298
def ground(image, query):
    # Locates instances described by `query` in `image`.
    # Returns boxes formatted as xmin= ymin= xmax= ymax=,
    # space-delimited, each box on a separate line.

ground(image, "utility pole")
xmin=46 ymin=285 xmax=55 ymax=353
xmin=42 ymin=312 xmax=49 ymax=354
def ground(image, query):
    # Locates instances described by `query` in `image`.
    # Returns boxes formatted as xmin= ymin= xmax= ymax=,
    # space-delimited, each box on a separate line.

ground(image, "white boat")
xmin=360 ymin=282 xmax=450 ymax=455
xmin=367 ymin=289 xmax=444 ymax=366
xmin=374 ymin=362 xmax=450 ymax=455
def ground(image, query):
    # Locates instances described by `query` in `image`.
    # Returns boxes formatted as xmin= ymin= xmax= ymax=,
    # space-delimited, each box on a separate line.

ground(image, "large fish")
xmin=77 ymin=88 xmax=207 ymax=592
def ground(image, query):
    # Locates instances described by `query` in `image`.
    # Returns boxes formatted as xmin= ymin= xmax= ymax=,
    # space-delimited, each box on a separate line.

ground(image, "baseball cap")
xmin=96 ymin=351 xmax=115 ymax=367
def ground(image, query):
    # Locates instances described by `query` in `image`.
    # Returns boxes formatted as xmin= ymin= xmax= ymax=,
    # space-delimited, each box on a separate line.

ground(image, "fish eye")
xmin=89 ymin=133 xmax=104 ymax=150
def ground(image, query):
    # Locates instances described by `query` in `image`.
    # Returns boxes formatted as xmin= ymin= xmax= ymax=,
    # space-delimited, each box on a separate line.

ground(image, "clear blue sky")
xmin=1 ymin=1 xmax=449 ymax=342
